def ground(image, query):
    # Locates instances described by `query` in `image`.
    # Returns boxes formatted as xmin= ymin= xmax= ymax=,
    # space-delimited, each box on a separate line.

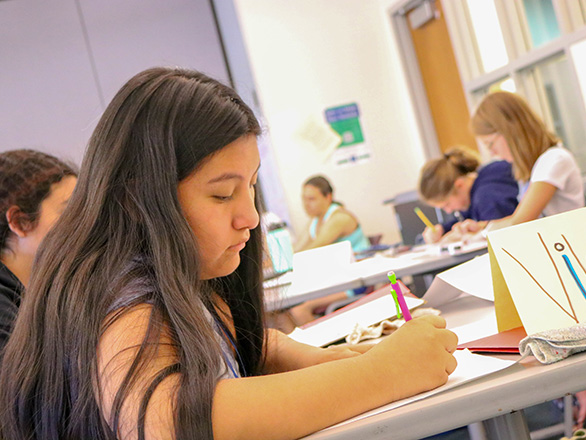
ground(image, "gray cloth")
xmin=519 ymin=324 xmax=586 ymax=364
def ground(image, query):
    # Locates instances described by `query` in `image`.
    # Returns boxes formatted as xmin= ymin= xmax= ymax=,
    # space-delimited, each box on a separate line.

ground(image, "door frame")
xmin=388 ymin=0 xmax=457 ymax=160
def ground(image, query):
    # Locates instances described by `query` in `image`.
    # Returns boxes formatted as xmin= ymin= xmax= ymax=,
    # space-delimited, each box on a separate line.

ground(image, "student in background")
xmin=418 ymin=146 xmax=518 ymax=244
xmin=289 ymin=175 xmax=371 ymax=326
xmin=457 ymin=91 xmax=584 ymax=234
xmin=0 ymin=149 xmax=77 ymax=352
xmin=468 ymin=91 xmax=586 ymax=431
xmin=296 ymin=175 xmax=370 ymax=252
xmin=0 ymin=67 xmax=458 ymax=440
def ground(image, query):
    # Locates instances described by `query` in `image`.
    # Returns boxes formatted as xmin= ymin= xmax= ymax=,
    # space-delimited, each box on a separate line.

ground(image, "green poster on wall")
xmin=324 ymin=103 xmax=371 ymax=167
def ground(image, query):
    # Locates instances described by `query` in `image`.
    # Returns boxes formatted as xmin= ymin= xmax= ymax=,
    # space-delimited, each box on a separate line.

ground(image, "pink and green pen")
xmin=387 ymin=271 xmax=412 ymax=321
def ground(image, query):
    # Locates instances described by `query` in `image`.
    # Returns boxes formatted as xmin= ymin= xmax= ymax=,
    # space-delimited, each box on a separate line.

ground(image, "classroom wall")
xmin=0 ymin=0 xmax=229 ymax=165
xmin=1 ymin=0 xmax=428 ymax=245
xmin=233 ymin=0 xmax=427 ymax=244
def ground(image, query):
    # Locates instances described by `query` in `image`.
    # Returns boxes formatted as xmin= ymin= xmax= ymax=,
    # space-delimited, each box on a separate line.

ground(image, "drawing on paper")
xmin=501 ymin=233 xmax=585 ymax=324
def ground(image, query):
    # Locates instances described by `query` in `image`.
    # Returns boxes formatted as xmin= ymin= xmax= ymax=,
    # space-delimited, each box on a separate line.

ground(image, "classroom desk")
xmin=264 ymin=269 xmax=363 ymax=312
xmin=303 ymin=295 xmax=585 ymax=440
xmin=264 ymin=241 xmax=487 ymax=312
xmin=355 ymin=241 xmax=488 ymax=287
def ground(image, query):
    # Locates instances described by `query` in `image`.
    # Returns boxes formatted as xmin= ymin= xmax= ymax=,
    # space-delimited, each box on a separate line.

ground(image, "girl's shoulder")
xmin=328 ymin=206 xmax=354 ymax=221
xmin=538 ymin=145 xmax=575 ymax=162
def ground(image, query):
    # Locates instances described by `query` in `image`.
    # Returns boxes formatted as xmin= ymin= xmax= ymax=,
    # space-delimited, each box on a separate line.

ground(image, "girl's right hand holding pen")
xmin=422 ymin=224 xmax=444 ymax=244
xmin=364 ymin=315 xmax=458 ymax=402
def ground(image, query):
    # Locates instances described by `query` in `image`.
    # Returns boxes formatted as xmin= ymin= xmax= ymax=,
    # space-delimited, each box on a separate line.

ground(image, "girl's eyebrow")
xmin=207 ymin=173 xmax=242 ymax=184
xmin=207 ymin=163 xmax=261 ymax=184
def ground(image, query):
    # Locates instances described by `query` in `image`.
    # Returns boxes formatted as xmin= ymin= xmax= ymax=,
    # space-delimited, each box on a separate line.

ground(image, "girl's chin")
xmin=200 ymin=256 xmax=241 ymax=280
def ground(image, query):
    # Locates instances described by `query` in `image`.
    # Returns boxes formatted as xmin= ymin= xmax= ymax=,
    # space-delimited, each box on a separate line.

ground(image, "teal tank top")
xmin=309 ymin=203 xmax=370 ymax=252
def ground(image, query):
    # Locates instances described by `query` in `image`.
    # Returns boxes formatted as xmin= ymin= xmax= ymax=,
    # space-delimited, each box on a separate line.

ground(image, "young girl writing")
xmin=418 ymin=146 xmax=518 ymax=243
xmin=457 ymin=91 xmax=584 ymax=234
xmin=0 ymin=149 xmax=77 ymax=352
xmin=0 ymin=67 xmax=457 ymax=440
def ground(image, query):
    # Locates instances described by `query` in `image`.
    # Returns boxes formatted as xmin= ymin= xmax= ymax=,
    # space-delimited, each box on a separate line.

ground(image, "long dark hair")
xmin=0 ymin=67 xmax=265 ymax=439
xmin=0 ymin=149 xmax=77 ymax=254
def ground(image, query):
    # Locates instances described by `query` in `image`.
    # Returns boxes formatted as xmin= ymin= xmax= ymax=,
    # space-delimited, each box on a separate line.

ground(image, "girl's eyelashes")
xmin=213 ymin=194 xmax=233 ymax=201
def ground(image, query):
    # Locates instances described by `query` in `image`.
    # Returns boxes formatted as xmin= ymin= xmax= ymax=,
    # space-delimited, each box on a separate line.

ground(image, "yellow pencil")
xmin=414 ymin=207 xmax=436 ymax=231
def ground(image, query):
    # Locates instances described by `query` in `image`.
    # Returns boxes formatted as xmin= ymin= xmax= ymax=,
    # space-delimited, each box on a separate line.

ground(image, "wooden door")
xmin=407 ymin=0 xmax=477 ymax=153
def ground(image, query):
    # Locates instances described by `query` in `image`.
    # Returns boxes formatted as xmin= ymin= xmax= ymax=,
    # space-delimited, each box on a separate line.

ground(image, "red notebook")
xmin=457 ymin=326 xmax=527 ymax=354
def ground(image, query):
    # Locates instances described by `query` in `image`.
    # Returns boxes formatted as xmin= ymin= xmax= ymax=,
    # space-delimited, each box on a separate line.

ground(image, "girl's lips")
xmin=228 ymin=240 xmax=247 ymax=251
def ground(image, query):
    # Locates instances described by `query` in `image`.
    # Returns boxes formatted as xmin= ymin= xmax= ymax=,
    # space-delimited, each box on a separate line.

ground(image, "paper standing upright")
xmin=488 ymin=207 xmax=586 ymax=334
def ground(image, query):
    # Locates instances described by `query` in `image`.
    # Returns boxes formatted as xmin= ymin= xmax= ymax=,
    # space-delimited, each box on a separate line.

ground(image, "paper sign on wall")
xmin=488 ymin=208 xmax=586 ymax=335
xmin=324 ymin=103 xmax=372 ymax=167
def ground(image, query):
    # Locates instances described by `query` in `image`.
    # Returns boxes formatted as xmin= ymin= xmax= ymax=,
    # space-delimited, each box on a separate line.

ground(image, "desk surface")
xmin=264 ymin=242 xmax=488 ymax=311
xmin=305 ymin=353 xmax=586 ymax=440
xmin=303 ymin=295 xmax=585 ymax=440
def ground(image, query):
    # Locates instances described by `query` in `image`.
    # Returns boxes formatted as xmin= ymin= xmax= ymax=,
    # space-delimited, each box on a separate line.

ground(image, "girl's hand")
xmin=422 ymin=224 xmax=444 ymax=244
xmin=365 ymin=315 xmax=458 ymax=401
xmin=452 ymin=219 xmax=487 ymax=235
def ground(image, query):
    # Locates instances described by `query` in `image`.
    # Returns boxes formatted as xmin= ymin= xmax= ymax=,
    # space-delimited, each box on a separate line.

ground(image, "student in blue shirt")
xmin=418 ymin=146 xmax=518 ymax=244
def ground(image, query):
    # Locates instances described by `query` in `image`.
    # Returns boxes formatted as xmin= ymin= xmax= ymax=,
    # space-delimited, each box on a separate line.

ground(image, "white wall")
xmin=234 ymin=0 xmax=427 ymax=244
xmin=0 ymin=0 xmax=229 ymax=165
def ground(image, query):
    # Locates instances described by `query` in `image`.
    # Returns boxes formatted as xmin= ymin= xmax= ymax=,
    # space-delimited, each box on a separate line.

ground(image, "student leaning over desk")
xmin=455 ymin=91 xmax=584 ymax=235
xmin=0 ymin=67 xmax=458 ymax=440
xmin=418 ymin=146 xmax=518 ymax=244
xmin=462 ymin=91 xmax=586 ymax=430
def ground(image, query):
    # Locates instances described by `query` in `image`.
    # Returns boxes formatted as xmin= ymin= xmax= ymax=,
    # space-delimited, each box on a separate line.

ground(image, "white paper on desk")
xmin=438 ymin=254 xmax=493 ymax=301
xmin=288 ymin=295 xmax=424 ymax=347
xmin=293 ymin=241 xmax=354 ymax=273
xmin=450 ymin=313 xmax=499 ymax=344
xmin=327 ymin=349 xmax=516 ymax=429
xmin=423 ymin=254 xmax=493 ymax=308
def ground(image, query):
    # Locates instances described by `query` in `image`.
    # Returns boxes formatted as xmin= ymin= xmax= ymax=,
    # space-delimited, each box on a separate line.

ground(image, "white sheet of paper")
xmin=294 ymin=114 xmax=342 ymax=160
xmin=488 ymin=207 xmax=586 ymax=334
xmin=437 ymin=254 xmax=494 ymax=301
xmin=288 ymin=295 xmax=424 ymax=347
xmin=323 ymin=349 xmax=516 ymax=429
xmin=450 ymin=313 xmax=499 ymax=344
xmin=422 ymin=277 xmax=465 ymax=308
xmin=422 ymin=254 xmax=493 ymax=308
xmin=293 ymin=241 xmax=354 ymax=274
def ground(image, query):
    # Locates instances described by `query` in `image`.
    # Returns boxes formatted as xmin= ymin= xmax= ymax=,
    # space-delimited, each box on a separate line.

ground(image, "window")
xmin=523 ymin=0 xmax=561 ymax=48
xmin=443 ymin=0 xmax=586 ymax=172
xmin=466 ymin=0 xmax=508 ymax=72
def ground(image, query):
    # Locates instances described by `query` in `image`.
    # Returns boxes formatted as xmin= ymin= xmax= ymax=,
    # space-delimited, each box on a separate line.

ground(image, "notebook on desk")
xmin=457 ymin=326 xmax=526 ymax=354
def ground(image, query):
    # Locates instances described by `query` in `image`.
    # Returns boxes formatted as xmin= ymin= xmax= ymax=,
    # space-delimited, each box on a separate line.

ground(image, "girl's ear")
xmin=453 ymin=177 xmax=466 ymax=191
xmin=6 ymin=206 xmax=31 ymax=238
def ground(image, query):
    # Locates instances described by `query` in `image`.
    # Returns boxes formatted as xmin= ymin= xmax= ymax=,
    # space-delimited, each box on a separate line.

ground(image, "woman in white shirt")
xmin=456 ymin=91 xmax=584 ymax=234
